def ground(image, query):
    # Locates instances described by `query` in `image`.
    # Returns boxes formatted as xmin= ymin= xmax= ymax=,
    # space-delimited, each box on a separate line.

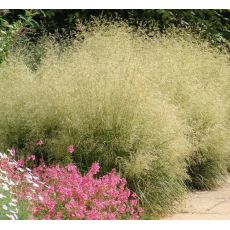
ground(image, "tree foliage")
xmin=0 ymin=9 xmax=230 ymax=63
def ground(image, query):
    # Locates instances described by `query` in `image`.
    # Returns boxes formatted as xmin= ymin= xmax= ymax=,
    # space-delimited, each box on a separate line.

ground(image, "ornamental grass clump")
xmin=138 ymin=35 xmax=230 ymax=189
xmin=0 ymin=21 xmax=230 ymax=216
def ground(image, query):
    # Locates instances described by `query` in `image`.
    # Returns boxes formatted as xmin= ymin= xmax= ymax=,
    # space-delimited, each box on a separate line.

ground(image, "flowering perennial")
xmin=36 ymin=140 xmax=44 ymax=146
xmin=0 ymin=151 xmax=143 ymax=220
xmin=67 ymin=145 xmax=75 ymax=154
xmin=29 ymin=162 xmax=143 ymax=220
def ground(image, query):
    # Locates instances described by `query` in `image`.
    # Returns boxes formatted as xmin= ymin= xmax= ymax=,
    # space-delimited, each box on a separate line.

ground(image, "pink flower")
xmin=16 ymin=159 xmax=24 ymax=168
xmin=36 ymin=139 xmax=44 ymax=146
xmin=55 ymin=211 xmax=62 ymax=220
xmin=138 ymin=207 xmax=144 ymax=216
xmin=67 ymin=145 xmax=75 ymax=154
xmin=130 ymin=199 xmax=138 ymax=207
xmin=27 ymin=154 xmax=36 ymax=161
xmin=89 ymin=162 xmax=100 ymax=175
xmin=107 ymin=213 xmax=116 ymax=220
xmin=9 ymin=148 xmax=16 ymax=157
xmin=2 ymin=157 xmax=143 ymax=220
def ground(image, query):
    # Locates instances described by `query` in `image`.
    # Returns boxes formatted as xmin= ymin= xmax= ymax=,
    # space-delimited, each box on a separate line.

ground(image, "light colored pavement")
xmin=164 ymin=178 xmax=230 ymax=220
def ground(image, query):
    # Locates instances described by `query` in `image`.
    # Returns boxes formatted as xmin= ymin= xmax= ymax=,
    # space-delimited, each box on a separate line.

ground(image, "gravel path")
xmin=164 ymin=178 xmax=230 ymax=220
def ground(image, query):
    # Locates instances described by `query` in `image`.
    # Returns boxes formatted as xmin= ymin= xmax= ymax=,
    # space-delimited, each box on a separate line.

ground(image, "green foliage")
xmin=0 ymin=187 xmax=13 ymax=220
xmin=0 ymin=10 xmax=39 ymax=64
xmin=128 ymin=10 xmax=230 ymax=50
xmin=0 ymin=184 xmax=30 ymax=220
xmin=17 ymin=200 xmax=31 ymax=220
xmin=1 ymin=9 xmax=229 ymax=51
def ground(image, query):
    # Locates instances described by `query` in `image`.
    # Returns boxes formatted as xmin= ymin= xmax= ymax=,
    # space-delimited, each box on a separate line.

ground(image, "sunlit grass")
xmin=0 ymin=21 xmax=230 ymax=217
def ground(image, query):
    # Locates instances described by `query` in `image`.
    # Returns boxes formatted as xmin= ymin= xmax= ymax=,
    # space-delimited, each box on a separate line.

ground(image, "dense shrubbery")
xmin=0 ymin=10 xmax=38 ymax=64
xmin=1 ymin=9 xmax=230 ymax=50
xmin=0 ymin=22 xmax=230 ymax=218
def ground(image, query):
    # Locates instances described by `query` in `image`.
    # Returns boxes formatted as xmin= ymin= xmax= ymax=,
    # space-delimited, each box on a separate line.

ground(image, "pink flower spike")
xmin=67 ymin=145 xmax=75 ymax=154
xmin=36 ymin=139 xmax=44 ymax=146
xmin=9 ymin=148 xmax=16 ymax=157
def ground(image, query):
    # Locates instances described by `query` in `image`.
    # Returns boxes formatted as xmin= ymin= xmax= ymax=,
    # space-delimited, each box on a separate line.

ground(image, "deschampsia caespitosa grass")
xmin=0 ymin=22 xmax=230 ymax=217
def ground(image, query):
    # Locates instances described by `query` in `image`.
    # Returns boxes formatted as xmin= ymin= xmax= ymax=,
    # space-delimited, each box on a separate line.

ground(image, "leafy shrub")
xmin=0 ymin=22 xmax=230 ymax=216
xmin=2 ymin=10 xmax=230 ymax=50
xmin=0 ymin=10 xmax=39 ymax=64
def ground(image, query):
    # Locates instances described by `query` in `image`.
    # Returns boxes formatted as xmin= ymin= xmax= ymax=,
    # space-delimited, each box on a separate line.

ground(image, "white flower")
xmin=2 ymin=183 xmax=9 ymax=191
xmin=26 ymin=178 xmax=33 ymax=183
xmin=0 ymin=193 xmax=6 ymax=199
xmin=33 ymin=183 xmax=39 ymax=188
xmin=0 ymin=169 xmax=7 ymax=174
xmin=6 ymin=214 xmax=15 ymax=220
xmin=8 ymin=179 xmax=15 ymax=186
xmin=38 ymin=195 xmax=43 ymax=201
xmin=26 ymin=174 xmax=33 ymax=180
xmin=0 ymin=152 xmax=7 ymax=158
xmin=0 ymin=175 xmax=8 ymax=181
xmin=9 ymin=202 xmax=17 ymax=207
xmin=18 ymin=168 xmax=24 ymax=172
xmin=12 ymin=199 xmax=17 ymax=203
xmin=10 ymin=209 xmax=17 ymax=214
xmin=2 ymin=204 xmax=8 ymax=210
